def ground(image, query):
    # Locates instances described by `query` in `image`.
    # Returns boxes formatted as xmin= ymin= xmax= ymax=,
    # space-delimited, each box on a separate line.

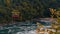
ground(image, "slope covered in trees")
xmin=0 ymin=0 xmax=60 ymax=22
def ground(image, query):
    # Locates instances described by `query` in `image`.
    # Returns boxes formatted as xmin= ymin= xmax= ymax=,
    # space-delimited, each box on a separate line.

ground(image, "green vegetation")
xmin=0 ymin=0 xmax=60 ymax=22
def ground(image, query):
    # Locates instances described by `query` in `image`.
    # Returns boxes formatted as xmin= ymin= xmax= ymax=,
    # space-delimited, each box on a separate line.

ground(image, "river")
xmin=0 ymin=18 xmax=56 ymax=34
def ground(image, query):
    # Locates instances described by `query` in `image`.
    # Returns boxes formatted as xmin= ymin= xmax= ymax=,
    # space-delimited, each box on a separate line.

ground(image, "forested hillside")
xmin=0 ymin=0 xmax=60 ymax=22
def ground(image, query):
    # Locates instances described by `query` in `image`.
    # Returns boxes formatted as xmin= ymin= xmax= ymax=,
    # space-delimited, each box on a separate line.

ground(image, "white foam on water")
xmin=16 ymin=30 xmax=36 ymax=34
xmin=16 ymin=32 xmax=24 ymax=34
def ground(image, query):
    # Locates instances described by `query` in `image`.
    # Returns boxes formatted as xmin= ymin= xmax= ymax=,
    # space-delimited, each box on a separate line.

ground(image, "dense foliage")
xmin=0 ymin=0 xmax=60 ymax=22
